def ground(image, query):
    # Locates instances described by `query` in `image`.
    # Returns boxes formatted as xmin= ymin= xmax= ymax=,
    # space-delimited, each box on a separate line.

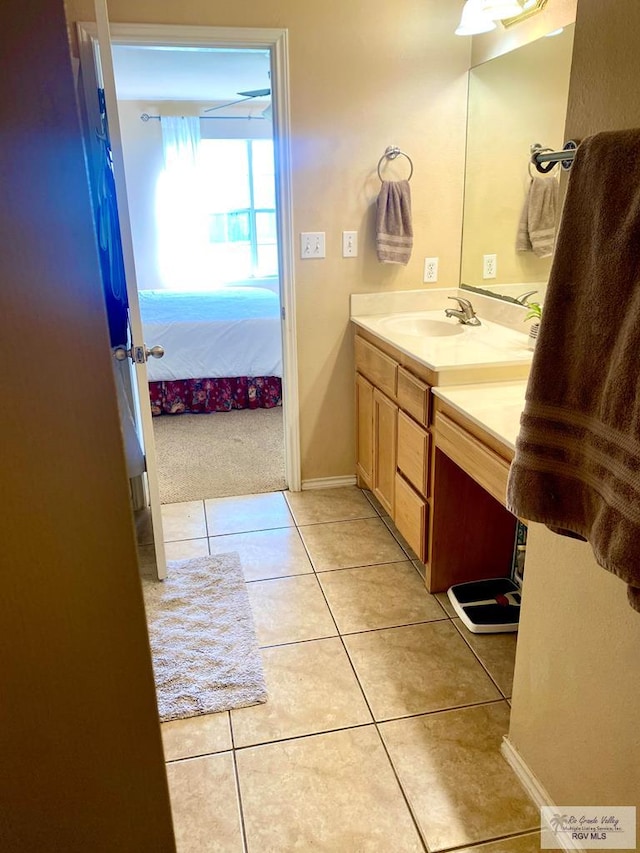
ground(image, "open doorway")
xmin=112 ymin=44 xmax=287 ymax=503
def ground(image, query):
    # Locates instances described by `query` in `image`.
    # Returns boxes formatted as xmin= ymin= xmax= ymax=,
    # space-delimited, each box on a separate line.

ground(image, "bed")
xmin=138 ymin=287 xmax=283 ymax=415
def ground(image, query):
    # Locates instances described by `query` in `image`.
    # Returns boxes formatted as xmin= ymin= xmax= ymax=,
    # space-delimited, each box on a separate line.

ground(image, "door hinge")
xmin=281 ymin=305 xmax=286 ymax=320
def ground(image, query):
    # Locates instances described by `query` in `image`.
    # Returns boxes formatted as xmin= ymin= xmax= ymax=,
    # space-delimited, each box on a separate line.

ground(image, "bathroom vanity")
xmin=351 ymin=291 xmax=530 ymax=593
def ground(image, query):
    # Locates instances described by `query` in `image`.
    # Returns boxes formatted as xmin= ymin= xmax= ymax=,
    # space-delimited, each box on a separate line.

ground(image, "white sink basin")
xmin=378 ymin=313 xmax=464 ymax=337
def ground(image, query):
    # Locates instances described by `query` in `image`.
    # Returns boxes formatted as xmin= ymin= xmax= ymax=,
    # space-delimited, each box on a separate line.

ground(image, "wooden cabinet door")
xmin=355 ymin=373 xmax=374 ymax=489
xmin=373 ymin=388 xmax=398 ymax=516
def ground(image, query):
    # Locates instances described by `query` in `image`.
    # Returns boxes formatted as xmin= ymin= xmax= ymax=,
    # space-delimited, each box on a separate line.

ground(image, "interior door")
xmin=77 ymin=1 xmax=167 ymax=580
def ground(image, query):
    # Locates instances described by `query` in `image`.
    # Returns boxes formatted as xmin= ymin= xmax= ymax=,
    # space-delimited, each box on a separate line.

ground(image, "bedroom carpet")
xmin=142 ymin=554 xmax=267 ymax=722
xmin=152 ymin=407 xmax=286 ymax=503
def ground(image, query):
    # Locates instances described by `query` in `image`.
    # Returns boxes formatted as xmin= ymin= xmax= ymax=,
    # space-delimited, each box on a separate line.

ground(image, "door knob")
xmin=113 ymin=344 xmax=165 ymax=363
xmin=113 ymin=346 xmax=130 ymax=362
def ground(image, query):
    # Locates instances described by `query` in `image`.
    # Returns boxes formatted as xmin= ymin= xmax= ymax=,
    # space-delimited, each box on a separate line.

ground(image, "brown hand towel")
xmin=376 ymin=180 xmax=413 ymax=265
xmin=515 ymin=174 xmax=559 ymax=258
xmin=507 ymin=129 xmax=640 ymax=612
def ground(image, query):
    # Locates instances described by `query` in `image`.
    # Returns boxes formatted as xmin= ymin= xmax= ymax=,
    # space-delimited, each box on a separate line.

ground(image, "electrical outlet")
xmin=300 ymin=232 xmax=326 ymax=259
xmin=342 ymin=231 xmax=358 ymax=258
xmin=424 ymin=257 xmax=439 ymax=283
xmin=483 ymin=253 xmax=497 ymax=279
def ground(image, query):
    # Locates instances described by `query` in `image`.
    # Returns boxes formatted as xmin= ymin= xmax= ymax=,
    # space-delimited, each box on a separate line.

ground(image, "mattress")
xmin=138 ymin=287 xmax=283 ymax=383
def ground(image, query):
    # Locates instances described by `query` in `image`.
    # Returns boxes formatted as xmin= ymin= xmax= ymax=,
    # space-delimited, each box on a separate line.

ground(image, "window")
xmin=156 ymin=137 xmax=278 ymax=289
xmin=198 ymin=138 xmax=278 ymax=283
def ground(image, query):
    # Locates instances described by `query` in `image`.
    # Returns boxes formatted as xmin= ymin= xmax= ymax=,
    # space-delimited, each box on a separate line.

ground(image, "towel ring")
xmin=377 ymin=145 xmax=414 ymax=182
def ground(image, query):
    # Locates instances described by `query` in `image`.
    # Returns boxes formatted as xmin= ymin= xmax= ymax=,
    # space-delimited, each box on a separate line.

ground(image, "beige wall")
xmin=0 ymin=0 xmax=175 ymax=847
xmin=508 ymin=0 xmax=640 ymax=814
xmin=509 ymin=528 xmax=640 ymax=806
xmin=68 ymin=0 xmax=471 ymax=481
xmin=462 ymin=25 xmax=574 ymax=288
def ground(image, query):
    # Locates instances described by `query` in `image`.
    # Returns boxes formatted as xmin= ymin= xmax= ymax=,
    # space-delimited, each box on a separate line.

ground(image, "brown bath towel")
xmin=507 ymin=129 xmax=640 ymax=612
xmin=376 ymin=180 xmax=413 ymax=264
xmin=515 ymin=174 xmax=559 ymax=258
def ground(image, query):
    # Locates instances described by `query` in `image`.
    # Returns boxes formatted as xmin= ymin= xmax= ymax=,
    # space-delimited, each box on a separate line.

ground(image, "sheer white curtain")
xmin=156 ymin=116 xmax=210 ymax=289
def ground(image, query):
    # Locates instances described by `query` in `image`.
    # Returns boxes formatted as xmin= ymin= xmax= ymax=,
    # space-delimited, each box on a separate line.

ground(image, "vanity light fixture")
xmin=502 ymin=0 xmax=548 ymax=28
xmin=455 ymin=0 xmax=497 ymax=36
xmin=480 ymin=0 xmax=524 ymax=20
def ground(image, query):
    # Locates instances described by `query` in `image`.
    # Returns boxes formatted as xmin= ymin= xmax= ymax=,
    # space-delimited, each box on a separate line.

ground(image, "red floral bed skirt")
xmin=149 ymin=376 xmax=282 ymax=416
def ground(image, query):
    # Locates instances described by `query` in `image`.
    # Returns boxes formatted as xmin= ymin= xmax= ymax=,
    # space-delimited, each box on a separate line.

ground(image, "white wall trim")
xmin=79 ymin=22 xmax=289 ymax=47
xmin=501 ymin=737 xmax=585 ymax=852
xmin=301 ymin=475 xmax=357 ymax=491
xmin=271 ymin=30 xmax=301 ymax=492
xmin=77 ymin=21 xmax=301 ymax=493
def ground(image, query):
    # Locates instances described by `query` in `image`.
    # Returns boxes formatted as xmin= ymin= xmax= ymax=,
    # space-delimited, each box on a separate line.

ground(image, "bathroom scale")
xmin=447 ymin=577 xmax=521 ymax=634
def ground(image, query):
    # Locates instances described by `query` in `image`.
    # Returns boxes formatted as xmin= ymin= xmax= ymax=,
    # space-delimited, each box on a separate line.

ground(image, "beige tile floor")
xmin=142 ymin=487 xmax=539 ymax=852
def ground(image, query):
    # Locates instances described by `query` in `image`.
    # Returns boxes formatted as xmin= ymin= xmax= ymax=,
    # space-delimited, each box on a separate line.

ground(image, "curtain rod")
xmin=140 ymin=112 xmax=267 ymax=123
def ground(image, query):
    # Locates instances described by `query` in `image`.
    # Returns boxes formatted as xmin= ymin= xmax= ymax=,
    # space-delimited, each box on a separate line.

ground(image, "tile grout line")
xmin=230 ymin=750 xmax=250 ymax=853
xmin=435 ymin=827 xmax=542 ymax=853
xmin=450 ymin=618 xmax=513 ymax=700
xmin=228 ymin=713 xmax=250 ymax=853
xmin=255 ymin=616 xmax=450 ymax=651
xmin=286 ymin=507 xmax=430 ymax=849
xmin=337 ymin=631 xmax=431 ymax=852
xmin=303 ymin=540 xmax=431 ymax=852
xmin=165 ymin=697 xmax=510 ymax=764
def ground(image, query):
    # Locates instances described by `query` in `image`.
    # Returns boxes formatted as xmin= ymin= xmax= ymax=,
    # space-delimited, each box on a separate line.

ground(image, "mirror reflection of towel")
xmin=516 ymin=175 xmax=559 ymax=258
xmin=376 ymin=180 xmax=413 ymax=265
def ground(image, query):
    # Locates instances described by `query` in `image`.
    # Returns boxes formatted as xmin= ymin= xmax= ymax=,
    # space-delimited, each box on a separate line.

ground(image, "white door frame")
xmin=78 ymin=22 xmax=301 ymax=492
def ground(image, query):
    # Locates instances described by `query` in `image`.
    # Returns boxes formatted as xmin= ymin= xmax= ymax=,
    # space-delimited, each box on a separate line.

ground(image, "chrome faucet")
xmin=444 ymin=296 xmax=481 ymax=326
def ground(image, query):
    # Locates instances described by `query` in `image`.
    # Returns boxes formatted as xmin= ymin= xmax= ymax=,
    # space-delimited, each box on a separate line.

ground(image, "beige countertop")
xmin=352 ymin=309 xmax=531 ymax=369
xmin=432 ymin=381 xmax=528 ymax=452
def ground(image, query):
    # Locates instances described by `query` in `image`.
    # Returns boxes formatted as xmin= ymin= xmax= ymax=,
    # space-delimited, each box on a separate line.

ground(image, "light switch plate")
xmin=300 ymin=232 xmax=326 ymax=259
xmin=342 ymin=231 xmax=358 ymax=257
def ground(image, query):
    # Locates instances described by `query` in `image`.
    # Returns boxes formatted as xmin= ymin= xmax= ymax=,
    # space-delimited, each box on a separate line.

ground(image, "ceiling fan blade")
xmin=236 ymin=88 xmax=271 ymax=98
xmin=203 ymin=95 xmax=254 ymax=114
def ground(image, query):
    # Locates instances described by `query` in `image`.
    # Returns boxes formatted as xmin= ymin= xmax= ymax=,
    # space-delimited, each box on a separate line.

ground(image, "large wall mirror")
xmin=460 ymin=24 xmax=575 ymax=304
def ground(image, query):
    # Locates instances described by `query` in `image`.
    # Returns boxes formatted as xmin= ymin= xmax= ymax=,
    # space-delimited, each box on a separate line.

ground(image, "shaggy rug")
xmin=142 ymin=553 xmax=267 ymax=722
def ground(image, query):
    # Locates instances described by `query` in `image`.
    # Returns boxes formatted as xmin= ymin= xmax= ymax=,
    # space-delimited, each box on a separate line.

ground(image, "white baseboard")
xmin=301 ymin=475 xmax=357 ymax=491
xmin=501 ymin=737 xmax=585 ymax=852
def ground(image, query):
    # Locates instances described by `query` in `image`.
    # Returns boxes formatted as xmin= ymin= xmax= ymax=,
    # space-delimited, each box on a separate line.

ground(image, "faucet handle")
xmin=445 ymin=296 xmax=481 ymax=326
xmin=448 ymin=296 xmax=474 ymax=314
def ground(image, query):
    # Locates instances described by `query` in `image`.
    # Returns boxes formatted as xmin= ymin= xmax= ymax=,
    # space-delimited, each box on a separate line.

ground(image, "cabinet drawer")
xmin=394 ymin=473 xmax=428 ymax=561
xmin=397 ymin=410 xmax=430 ymax=497
xmin=397 ymin=367 xmax=430 ymax=426
xmin=434 ymin=411 xmax=511 ymax=507
xmin=355 ymin=336 xmax=397 ymax=399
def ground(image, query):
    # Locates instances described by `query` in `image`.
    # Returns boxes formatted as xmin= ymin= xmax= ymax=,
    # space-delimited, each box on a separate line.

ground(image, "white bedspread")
xmin=138 ymin=287 xmax=283 ymax=383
